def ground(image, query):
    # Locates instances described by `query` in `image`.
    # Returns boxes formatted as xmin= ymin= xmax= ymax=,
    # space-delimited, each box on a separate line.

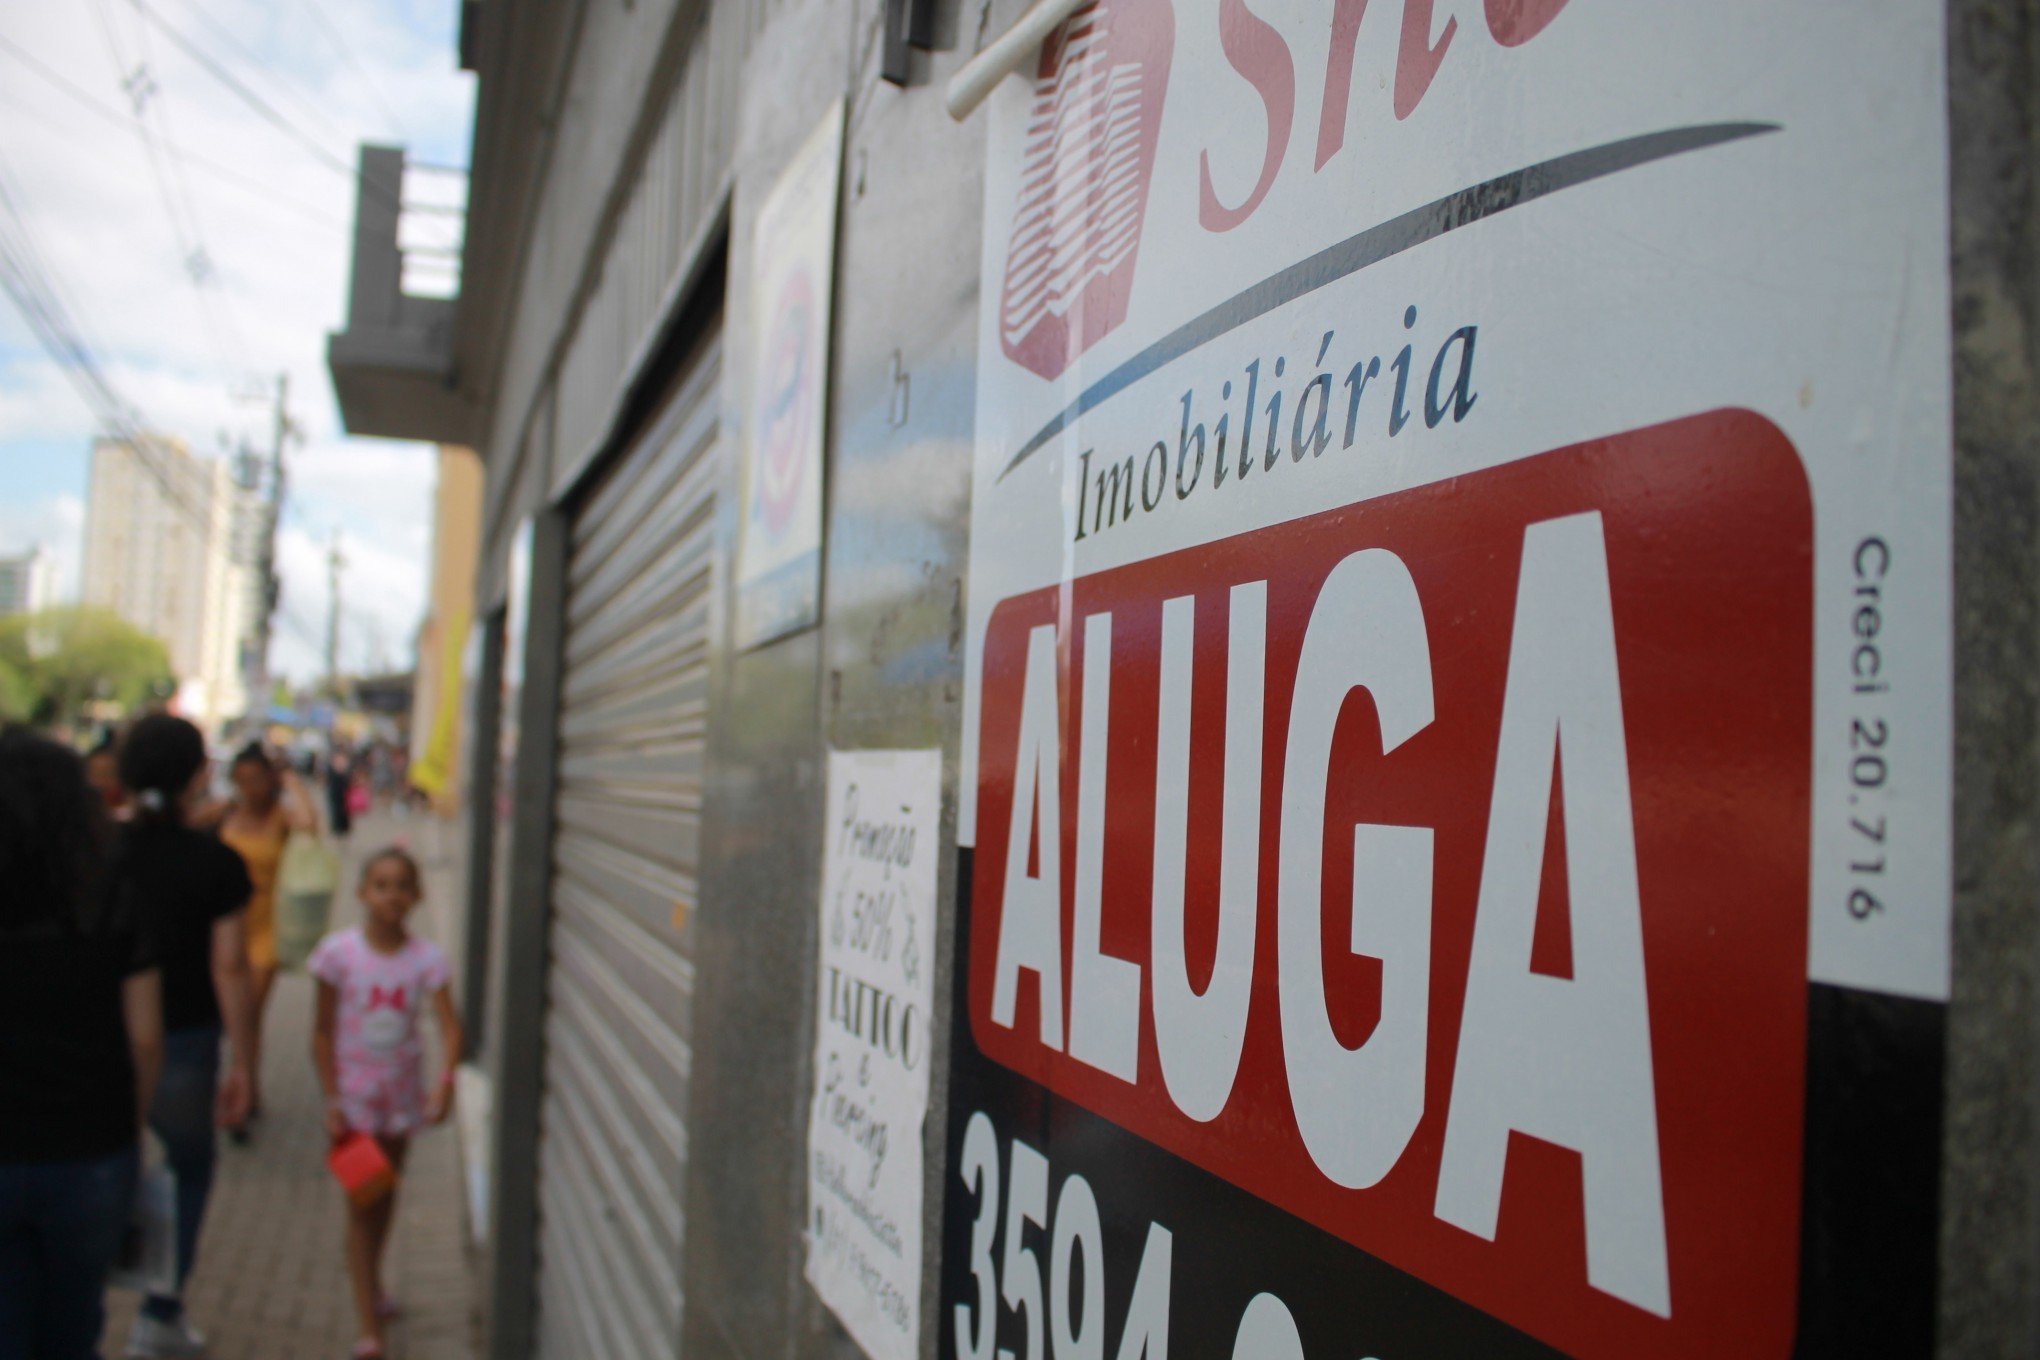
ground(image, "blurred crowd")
xmin=1 ymin=722 xmax=461 ymax=1360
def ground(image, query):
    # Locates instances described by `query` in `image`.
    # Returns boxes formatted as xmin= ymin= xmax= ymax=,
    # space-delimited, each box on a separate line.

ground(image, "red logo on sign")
xmin=969 ymin=411 xmax=1813 ymax=1359
xmin=998 ymin=0 xmax=1173 ymax=381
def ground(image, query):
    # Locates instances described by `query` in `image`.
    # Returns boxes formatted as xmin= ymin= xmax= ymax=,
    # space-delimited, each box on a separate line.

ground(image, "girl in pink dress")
xmin=309 ymin=847 xmax=463 ymax=1360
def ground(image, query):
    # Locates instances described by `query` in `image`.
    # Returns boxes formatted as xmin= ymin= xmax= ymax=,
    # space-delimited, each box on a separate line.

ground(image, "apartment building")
xmin=82 ymin=435 xmax=256 ymax=730
xmin=0 ymin=545 xmax=54 ymax=618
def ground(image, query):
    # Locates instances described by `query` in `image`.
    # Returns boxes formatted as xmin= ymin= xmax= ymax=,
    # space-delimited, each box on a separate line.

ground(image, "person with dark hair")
xmin=115 ymin=715 xmax=257 ymax=1359
xmin=213 ymin=746 xmax=316 ymax=1141
xmin=83 ymin=732 xmax=128 ymax=821
xmin=214 ymin=743 xmax=315 ymax=1124
xmin=324 ymin=749 xmax=354 ymax=840
xmin=0 ymin=726 xmax=163 ymax=1358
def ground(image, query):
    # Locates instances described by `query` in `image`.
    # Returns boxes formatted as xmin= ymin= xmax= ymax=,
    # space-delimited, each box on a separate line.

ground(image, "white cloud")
xmin=0 ymin=0 xmax=474 ymax=688
xmin=270 ymin=515 xmax=428 ymax=681
xmin=291 ymin=437 xmax=440 ymax=523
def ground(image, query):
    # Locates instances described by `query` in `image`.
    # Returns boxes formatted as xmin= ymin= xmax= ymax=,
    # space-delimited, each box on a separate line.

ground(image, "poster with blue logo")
xmin=737 ymin=99 xmax=843 ymax=648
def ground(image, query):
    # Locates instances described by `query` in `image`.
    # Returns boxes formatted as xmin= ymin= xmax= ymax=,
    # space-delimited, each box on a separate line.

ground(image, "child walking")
xmin=309 ymin=848 xmax=463 ymax=1360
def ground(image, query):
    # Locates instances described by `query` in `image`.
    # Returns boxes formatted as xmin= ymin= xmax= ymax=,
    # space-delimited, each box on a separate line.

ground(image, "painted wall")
xmin=409 ymin=444 xmax=483 ymax=809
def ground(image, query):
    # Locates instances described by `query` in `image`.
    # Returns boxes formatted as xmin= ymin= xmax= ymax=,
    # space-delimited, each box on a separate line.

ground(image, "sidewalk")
xmin=105 ymin=812 xmax=480 ymax=1360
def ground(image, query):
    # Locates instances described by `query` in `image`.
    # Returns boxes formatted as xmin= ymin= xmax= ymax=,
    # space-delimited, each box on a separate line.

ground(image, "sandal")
xmin=350 ymin=1342 xmax=384 ymax=1360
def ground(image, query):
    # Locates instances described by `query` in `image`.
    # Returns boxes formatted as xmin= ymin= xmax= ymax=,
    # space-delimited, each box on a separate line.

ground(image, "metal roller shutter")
xmin=534 ymin=340 xmax=718 ymax=1360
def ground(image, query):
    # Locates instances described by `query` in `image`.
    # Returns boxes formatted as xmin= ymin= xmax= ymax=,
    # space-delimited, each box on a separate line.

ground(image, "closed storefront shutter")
xmin=534 ymin=340 xmax=719 ymax=1360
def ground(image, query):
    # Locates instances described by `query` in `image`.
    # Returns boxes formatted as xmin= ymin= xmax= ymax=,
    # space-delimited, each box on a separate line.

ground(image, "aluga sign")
xmin=948 ymin=0 xmax=1951 ymax=1357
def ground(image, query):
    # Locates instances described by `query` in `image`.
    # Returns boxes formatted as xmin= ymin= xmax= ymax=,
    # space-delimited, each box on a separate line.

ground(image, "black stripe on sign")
xmin=1794 ymin=982 xmax=1946 ymax=1355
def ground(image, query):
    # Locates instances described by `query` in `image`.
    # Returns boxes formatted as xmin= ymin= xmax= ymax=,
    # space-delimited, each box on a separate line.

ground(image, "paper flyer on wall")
xmin=805 ymin=748 xmax=940 ymax=1360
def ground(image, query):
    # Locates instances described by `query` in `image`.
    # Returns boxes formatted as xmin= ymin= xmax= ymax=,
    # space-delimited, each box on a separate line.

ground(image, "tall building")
xmin=0 ymin=545 xmax=54 ymax=619
xmin=82 ymin=435 xmax=256 ymax=729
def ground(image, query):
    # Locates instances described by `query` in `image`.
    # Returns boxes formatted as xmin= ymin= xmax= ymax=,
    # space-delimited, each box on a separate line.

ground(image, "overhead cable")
xmin=169 ymin=0 xmax=347 ymax=143
xmin=0 ymin=150 xmax=249 ymax=556
xmin=95 ymin=0 xmax=247 ymax=383
xmin=295 ymin=0 xmax=409 ymax=142
xmin=126 ymin=0 xmax=401 ymax=212
xmin=0 ymin=35 xmax=342 ymax=231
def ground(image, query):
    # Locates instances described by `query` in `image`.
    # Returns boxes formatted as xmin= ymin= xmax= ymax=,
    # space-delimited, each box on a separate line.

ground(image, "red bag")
xmin=346 ymin=782 xmax=371 ymax=817
xmin=327 ymin=1132 xmax=396 ymax=1207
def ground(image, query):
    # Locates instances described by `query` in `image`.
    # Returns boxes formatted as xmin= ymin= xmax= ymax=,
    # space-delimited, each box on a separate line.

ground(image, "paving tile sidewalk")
xmin=105 ymin=811 xmax=479 ymax=1360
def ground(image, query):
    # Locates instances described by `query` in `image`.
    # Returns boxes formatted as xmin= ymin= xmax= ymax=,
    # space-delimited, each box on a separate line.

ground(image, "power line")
xmin=0 ymin=35 xmax=342 ymax=232
xmin=134 ymin=0 xmax=251 ymax=373
xmin=94 ymin=0 xmax=246 ymax=384
xmin=127 ymin=0 xmax=349 ymax=174
xmin=167 ymin=0 xmax=349 ymax=145
xmin=294 ymin=0 xmax=409 ymax=142
xmin=242 ymin=371 xmax=295 ymax=706
xmin=0 ymin=128 xmax=117 ymax=374
xmin=0 ymin=148 xmax=242 ymax=553
xmin=325 ymin=529 xmax=343 ymax=692
xmin=126 ymin=0 xmax=400 ymax=212
xmin=0 ymin=155 xmax=127 ymax=421
xmin=0 ymin=87 xmax=340 ymax=235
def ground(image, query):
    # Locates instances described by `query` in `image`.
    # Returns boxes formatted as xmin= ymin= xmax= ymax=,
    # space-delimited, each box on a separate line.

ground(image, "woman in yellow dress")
xmin=215 ymin=744 xmax=316 ymax=1134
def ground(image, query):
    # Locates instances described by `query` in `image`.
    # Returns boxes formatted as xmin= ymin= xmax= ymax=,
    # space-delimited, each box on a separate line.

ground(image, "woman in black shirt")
xmin=0 ymin=727 xmax=163 ymax=1359
xmin=114 ymin=716 xmax=255 ymax=1360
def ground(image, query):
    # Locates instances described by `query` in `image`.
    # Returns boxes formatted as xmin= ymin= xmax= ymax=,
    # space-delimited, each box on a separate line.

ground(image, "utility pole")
xmin=245 ymin=370 xmax=295 ymax=711
xmin=325 ymin=529 xmax=345 ymax=699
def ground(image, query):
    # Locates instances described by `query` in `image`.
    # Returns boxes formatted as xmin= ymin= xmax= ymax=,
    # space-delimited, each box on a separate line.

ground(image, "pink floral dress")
xmin=309 ymin=927 xmax=450 ymax=1136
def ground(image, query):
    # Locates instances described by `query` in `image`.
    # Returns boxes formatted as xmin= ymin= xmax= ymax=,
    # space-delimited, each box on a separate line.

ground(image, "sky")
xmin=0 ymin=0 xmax=474 ymax=683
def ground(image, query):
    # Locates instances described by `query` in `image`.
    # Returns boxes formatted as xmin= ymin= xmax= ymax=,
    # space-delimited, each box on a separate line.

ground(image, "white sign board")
xmin=805 ymin=748 xmax=940 ymax=1360
xmin=958 ymin=0 xmax=1952 ymax=1004
xmin=738 ymin=100 xmax=843 ymax=647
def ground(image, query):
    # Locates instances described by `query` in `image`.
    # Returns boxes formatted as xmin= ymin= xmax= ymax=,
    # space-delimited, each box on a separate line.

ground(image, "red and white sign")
xmin=969 ymin=412 xmax=1809 ymax=1357
xmin=996 ymin=0 xmax=1171 ymax=379
xmin=958 ymin=0 xmax=1950 ymax=1352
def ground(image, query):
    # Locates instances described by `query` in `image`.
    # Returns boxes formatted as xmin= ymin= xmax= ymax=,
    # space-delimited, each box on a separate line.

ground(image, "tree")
xmin=0 ymin=607 xmax=176 ymax=727
xmin=0 ymin=653 xmax=32 ymax=723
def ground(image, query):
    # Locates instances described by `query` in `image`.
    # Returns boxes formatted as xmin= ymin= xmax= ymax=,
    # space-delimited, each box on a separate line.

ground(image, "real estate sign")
xmin=949 ymin=1 xmax=1951 ymax=1355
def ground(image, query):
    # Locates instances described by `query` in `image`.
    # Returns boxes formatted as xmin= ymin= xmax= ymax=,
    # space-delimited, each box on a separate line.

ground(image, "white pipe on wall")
xmin=944 ymin=0 xmax=1089 ymax=121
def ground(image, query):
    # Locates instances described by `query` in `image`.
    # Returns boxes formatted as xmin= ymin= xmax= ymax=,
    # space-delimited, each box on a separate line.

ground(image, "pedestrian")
xmin=0 ymin=727 xmax=163 ymax=1360
xmin=83 ymin=734 xmax=129 ymax=821
xmin=309 ymin=847 xmax=462 ymax=1360
xmin=115 ymin=715 xmax=257 ymax=1359
xmin=211 ymin=744 xmax=316 ymax=1136
xmin=324 ymin=751 xmax=353 ymax=841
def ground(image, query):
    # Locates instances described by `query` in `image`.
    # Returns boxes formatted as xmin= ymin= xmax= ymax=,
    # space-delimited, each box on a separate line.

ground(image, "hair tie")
xmin=136 ymin=789 xmax=166 ymax=812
